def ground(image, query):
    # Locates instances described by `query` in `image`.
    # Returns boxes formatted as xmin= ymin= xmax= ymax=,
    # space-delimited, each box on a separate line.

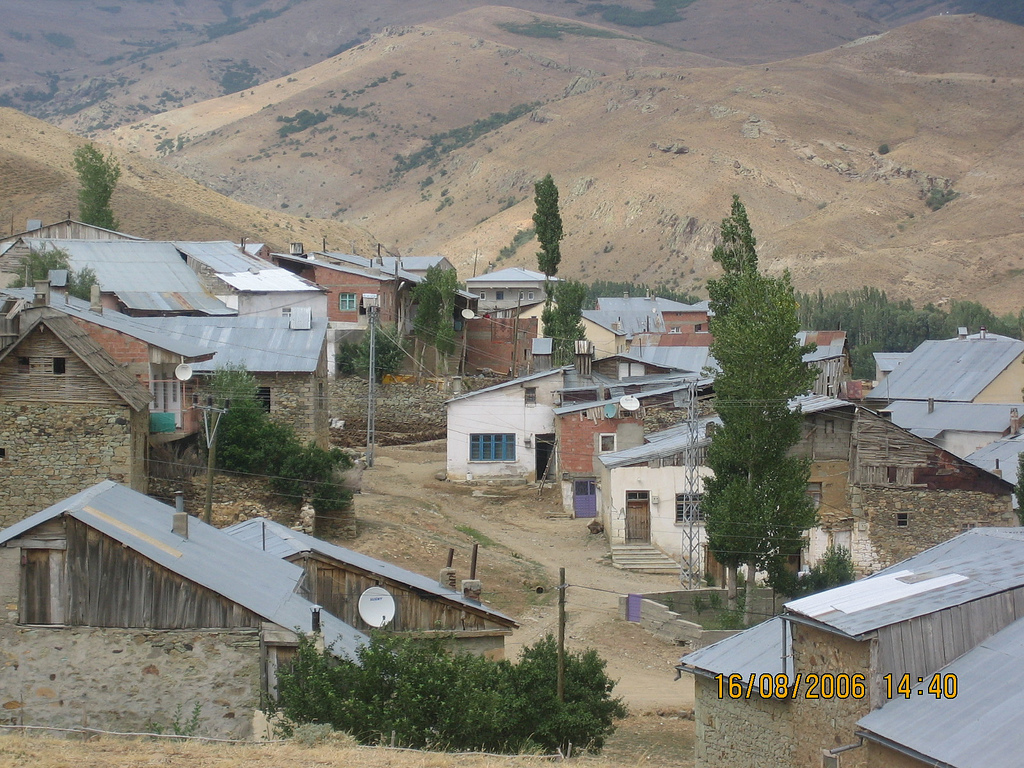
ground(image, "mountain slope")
xmin=104 ymin=11 xmax=1024 ymax=312
xmin=0 ymin=108 xmax=376 ymax=253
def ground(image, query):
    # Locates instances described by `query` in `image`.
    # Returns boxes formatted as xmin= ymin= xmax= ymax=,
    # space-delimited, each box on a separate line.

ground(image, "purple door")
xmin=574 ymin=479 xmax=597 ymax=518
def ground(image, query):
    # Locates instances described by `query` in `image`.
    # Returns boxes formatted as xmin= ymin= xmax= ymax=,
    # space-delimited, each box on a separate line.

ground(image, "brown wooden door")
xmin=625 ymin=494 xmax=650 ymax=543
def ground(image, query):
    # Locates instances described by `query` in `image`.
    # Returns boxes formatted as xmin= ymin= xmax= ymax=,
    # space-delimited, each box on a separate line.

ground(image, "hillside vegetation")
xmin=101 ymin=11 xmax=1024 ymax=312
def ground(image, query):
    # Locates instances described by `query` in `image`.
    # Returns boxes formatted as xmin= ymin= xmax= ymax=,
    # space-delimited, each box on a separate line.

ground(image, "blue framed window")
xmin=470 ymin=433 xmax=516 ymax=462
xmin=339 ymin=293 xmax=358 ymax=311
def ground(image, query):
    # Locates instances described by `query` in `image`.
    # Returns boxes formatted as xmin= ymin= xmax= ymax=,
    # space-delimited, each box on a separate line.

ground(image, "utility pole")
xmin=558 ymin=566 xmax=566 ymax=703
xmin=681 ymin=380 xmax=702 ymax=588
xmin=197 ymin=396 xmax=229 ymax=524
xmin=365 ymin=293 xmax=380 ymax=467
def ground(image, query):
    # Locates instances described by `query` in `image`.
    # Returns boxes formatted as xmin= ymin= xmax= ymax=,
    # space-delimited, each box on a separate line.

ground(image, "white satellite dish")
xmin=358 ymin=586 xmax=396 ymax=628
xmin=174 ymin=363 xmax=193 ymax=381
xmin=619 ymin=395 xmax=640 ymax=412
xmin=461 ymin=308 xmax=476 ymax=320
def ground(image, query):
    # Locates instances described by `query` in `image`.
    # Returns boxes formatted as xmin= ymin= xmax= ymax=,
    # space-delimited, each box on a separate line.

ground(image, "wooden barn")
xmin=226 ymin=518 xmax=518 ymax=658
xmin=0 ymin=481 xmax=366 ymax=738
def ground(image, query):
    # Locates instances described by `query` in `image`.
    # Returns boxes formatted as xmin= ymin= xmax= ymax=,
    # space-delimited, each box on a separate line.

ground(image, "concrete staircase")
xmin=611 ymin=545 xmax=680 ymax=573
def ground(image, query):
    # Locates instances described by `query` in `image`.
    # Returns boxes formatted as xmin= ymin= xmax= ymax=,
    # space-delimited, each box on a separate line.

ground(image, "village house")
xmin=0 ymin=238 xmax=235 ymax=316
xmin=596 ymin=397 xmax=1014 ymax=577
xmin=465 ymin=267 xmax=557 ymax=314
xmin=0 ymin=481 xmax=366 ymax=738
xmin=464 ymin=314 xmax=539 ymax=376
xmin=880 ymin=399 xmax=1023 ymax=458
xmin=0 ymin=305 xmax=151 ymax=527
xmin=226 ymin=517 xmax=518 ymax=658
xmin=869 ymin=329 xmax=1024 ymax=405
xmin=679 ymin=526 xmax=1024 ymax=768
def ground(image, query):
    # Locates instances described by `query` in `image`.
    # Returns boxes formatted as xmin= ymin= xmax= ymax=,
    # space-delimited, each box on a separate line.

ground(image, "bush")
xmin=274 ymin=633 xmax=626 ymax=754
xmin=878 ymin=143 xmax=890 ymax=154
xmin=776 ymin=545 xmax=855 ymax=598
xmin=925 ymin=187 xmax=959 ymax=211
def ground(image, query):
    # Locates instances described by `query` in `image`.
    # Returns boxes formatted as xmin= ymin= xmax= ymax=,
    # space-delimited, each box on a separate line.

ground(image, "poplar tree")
xmin=532 ymin=173 xmax=563 ymax=283
xmin=542 ymin=279 xmax=588 ymax=366
xmin=702 ymin=196 xmax=817 ymax=620
xmin=73 ymin=143 xmax=121 ymax=230
xmin=412 ymin=264 xmax=459 ymax=375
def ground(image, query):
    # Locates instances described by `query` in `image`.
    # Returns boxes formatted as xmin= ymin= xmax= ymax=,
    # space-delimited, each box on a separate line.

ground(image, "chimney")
xmin=958 ymin=326 xmax=968 ymax=340
xmin=1011 ymin=408 xmax=1020 ymax=436
xmin=33 ymin=279 xmax=50 ymax=307
xmin=462 ymin=579 xmax=482 ymax=601
xmin=575 ymin=339 xmax=593 ymax=376
xmin=172 ymin=491 xmax=188 ymax=538
xmin=310 ymin=604 xmax=322 ymax=633
xmin=90 ymin=284 xmax=103 ymax=315
xmin=439 ymin=547 xmax=456 ymax=590
xmin=928 ymin=397 xmax=934 ymax=414
xmin=980 ymin=326 xmax=987 ymax=339
xmin=994 ymin=458 xmax=1002 ymax=478
xmin=289 ymin=242 xmax=304 ymax=256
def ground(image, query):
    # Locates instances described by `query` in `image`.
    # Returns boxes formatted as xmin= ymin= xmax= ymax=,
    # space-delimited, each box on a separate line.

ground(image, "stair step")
xmin=610 ymin=545 xmax=679 ymax=572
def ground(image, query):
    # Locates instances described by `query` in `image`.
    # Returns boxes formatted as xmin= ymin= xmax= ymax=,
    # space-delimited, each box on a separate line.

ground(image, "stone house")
xmin=679 ymin=527 xmax=1024 ymax=768
xmin=596 ymin=396 xmax=1014 ymax=577
xmin=0 ymin=481 xmax=366 ymax=738
xmin=0 ymin=308 xmax=151 ymax=527
xmin=226 ymin=518 xmax=518 ymax=658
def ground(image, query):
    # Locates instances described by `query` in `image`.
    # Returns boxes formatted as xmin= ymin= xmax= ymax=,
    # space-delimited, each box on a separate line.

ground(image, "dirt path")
xmin=349 ymin=443 xmax=695 ymax=714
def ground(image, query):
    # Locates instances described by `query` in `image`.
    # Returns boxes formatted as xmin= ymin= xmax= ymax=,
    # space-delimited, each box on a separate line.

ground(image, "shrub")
xmin=925 ymin=187 xmax=959 ymax=211
xmin=878 ymin=143 xmax=890 ymax=154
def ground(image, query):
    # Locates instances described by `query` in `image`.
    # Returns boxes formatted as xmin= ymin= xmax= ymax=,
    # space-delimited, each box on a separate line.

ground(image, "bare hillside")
xmin=0 ymin=108 xmax=376 ymax=252
xmin=105 ymin=12 xmax=1024 ymax=312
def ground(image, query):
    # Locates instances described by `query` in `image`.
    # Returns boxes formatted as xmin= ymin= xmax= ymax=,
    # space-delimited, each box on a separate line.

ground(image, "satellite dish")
xmin=619 ymin=395 xmax=640 ymax=412
xmin=358 ymin=586 xmax=396 ymax=628
xmin=461 ymin=308 xmax=476 ymax=320
xmin=174 ymin=363 xmax=193 ymax=381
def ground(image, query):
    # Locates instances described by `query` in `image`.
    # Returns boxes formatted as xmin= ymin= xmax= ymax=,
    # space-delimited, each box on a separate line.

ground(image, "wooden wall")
xmin=0 ymin=328 xmax=121 ymax=405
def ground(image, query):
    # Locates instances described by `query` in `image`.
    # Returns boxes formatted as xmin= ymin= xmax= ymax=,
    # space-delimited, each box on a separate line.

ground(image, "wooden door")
xmin=625 ymin=493 xmax=650 ymax=543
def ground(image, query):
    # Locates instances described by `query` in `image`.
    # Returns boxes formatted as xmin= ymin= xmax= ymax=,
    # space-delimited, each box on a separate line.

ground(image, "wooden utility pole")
xmin=198 ymin=396 xmax=229 ymax=524
xmin=558 ymin=566 xmax=566 ymax=703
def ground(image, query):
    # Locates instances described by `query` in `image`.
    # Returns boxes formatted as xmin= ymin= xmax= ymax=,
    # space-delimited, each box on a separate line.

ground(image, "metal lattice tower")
xmin=680 ymin=380 xmax=703 ymax=589
xmin=365 ymin=297 xmax=379 ymax=467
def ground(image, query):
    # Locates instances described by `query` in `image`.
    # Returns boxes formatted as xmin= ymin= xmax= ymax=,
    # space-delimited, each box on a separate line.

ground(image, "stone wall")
xmin=694 ymin=675 xmax=796 ymax=768
xmin=0 ymin=402 xmax=142 ymax=527
xmin=865 ymin=742 xmax=929 ymax=768
xmin=858 ymin=486 xmax=1015 ymax=569
xmin=617 ymin=594 xmax=739 ymax=649
xmin=330 ymin=376 xmax=447 ymax=446
xmin=256 ymin=371 xmax=328 ymax=448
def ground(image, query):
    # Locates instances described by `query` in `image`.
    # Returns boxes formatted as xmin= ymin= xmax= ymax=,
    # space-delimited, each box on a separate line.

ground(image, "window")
xmin=807 ymin=482 xmax=822 ymax=509
xmin=0 ymin=447 xmax=5 ymax=459
xmin=52 ymin=357 xmax=65 ymax=375
xmin=470 ymin=433 xmax=516 ymax=462
xmin=896 ymin=512 xmax=909 ymax=527
xmin=887 ymin=466 xmax=899 ymax=484
xmin=524 ymin=387 xmax=537 ymax=405
xmin=338 ymin=293 xmax=358 ymax=311
xmin=255 ymin=386 xmax=272 ymax=413
xmin=675 ymin=493 xmax=704 ymax=523
xmin=824 ymin=419 xmax=836 ymax=434
xmin=495 ymin=291 xmax=504 ymax=301
xmin=599 ymin=434 xmax=616 ymax=453
xmin=17 ymin=356 xmax=29 ymax=373
xmin=479 ymin=291 xmax=486 ymax=300
xmin=961 ymin=522 xmax=977 ymax=532
xmin=528 ymin=291 xmax=535 ymax=300
xmin=695 ymin=323 xmax=703 ymax=332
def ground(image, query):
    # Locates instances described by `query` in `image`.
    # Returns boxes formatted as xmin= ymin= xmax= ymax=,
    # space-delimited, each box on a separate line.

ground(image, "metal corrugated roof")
xmin=138 ymin=316 xmax=326 ymax=373
xmin=583 ymin=309 xmax=667 ymax=335
xmin=225 ymin=518 xmax=516 ymax=625
xmin=967 ymin=434 xmax=1024 ymax=499
xmin=679 ymin=616 xmax=788 ymax=678
xmin=217 ymin=270 xmax=320 ymax=293
xmin=884 ymin=400 xmax=1020 ymax=438
xmin=25 ymin=239 xmax=234 ymax=315
xmin=466 ymin=267 xmax=552 ymax=283
xmin=857 ymin=615 xmax=1024 ymax=767
xmin=871 ymin=335 xmax=1024 ymax=402
xmin=173 ymin=241 xmax=265 ymax=274
xmin=797 ymin=331 xmax=847 ymax=362
xmin=785 ymin=528 xmax=1024 ymax=637
xmin=0 ymin=482 xmax=366 ymax=657
xmin=445 ymin=367 xmax=567 ymax=404
xmin=873 ymin=352 xmax=910 ymax=373
xmin=599 ymin=416 xmax=722 ymax=468
xmin=627 ymin=345 xmax=716 ymax=374
xmin=595 ymin=296 xmax=701 ymax=314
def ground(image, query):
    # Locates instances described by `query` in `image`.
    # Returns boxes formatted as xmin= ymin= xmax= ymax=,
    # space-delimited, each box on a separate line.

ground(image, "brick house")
xmin=0 ymin=308 xmax=152 ymax=527
xmin=679 ymin=527 xmax=1024 ymax=768
xmin=0 ymin=481 xmax=366 ymax=738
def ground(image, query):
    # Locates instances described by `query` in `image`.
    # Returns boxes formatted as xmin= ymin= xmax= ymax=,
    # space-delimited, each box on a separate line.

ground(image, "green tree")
xmin=532 ymin=173 xmax=563 ymax=282
xmin=412 ymin=264 xmax=459 ymax=375
xmin=336 ymin=325 xmax=406 ymax=381
xmin=703 ymin=196 xmax=817 ymax=620
xmin=10 ymin=247 xmax=97 ymax=301
xmin=274 ymin=632 xmax=625 ymax=753
xmin=774 ymin=545 xmax=855 ymax=598
xmin=73 ymin=143 xmax=121 ymax=230
xmin=542 ymin=279 xmax=588 ymax=366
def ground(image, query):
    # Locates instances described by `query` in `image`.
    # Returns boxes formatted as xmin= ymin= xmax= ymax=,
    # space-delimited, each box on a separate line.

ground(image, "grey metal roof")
xmin=556 ymin=377 xmax=707 ymax=415
xmin=785 ymin=528 xmax=1024 ymax=638
xmin=275 ymin=252 xmax=397 ymax=283
xmin=583 ymin=309 xmax=666 ymax=335
xmin=0 ymin=481 xmax=366 ymax=657
xmin=466 ymin=267 xmax=553 ymax=284
xmin=175 ymin=241 xmax=320 ymax=294
xmin=626 ymin=345 xmax=717 ymax=374
xmin=967 ymin=434 xmax=1024 ymax=501
xmin=883 ymin=400 xmax=1021 ymax=439
xmin=445 ymin=367 xmax=567 ymax=404
xmin=595 ymin=296 xmax=701 ymax=314
xmin=225 ymin=518 xmax=517 ymax=625
xmin=5 ymin=291 xmax=214 ymax=359
xmin=679 ymin=616 xmax=788 ymax=678
xmin=797 ymin=331 xmax=847 ymax=362
xmin=24 ymin=239 xmax=234 ymax=315
xmin=871 ymin=334 xmax=1024 ymax=402
xmin=857 ymin=615 xmax=1024 ymax=767
xmin=138 ymin=316 xmax=327 ymax=373
xmin=599 ymin=416 xmax=722 ymax=468
xmin=873 ymin=352 xmax=910 ymax=373
xmin=316 ymin=251 xmax=423 ymax=284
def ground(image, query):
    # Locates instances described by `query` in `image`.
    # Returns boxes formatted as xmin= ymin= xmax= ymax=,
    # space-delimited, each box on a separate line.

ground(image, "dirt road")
xmin=348 ymin=443 xmax=695 ymax=714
